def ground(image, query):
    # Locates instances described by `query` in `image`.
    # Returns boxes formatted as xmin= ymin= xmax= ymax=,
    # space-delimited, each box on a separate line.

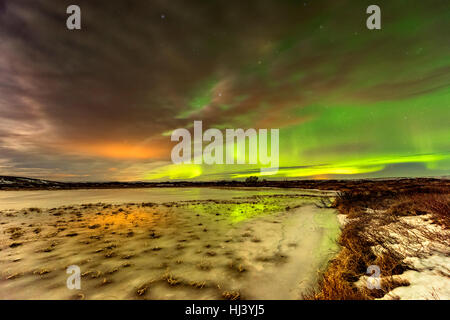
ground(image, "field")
xmin=0 ymin=178 xmax=448 ymax=300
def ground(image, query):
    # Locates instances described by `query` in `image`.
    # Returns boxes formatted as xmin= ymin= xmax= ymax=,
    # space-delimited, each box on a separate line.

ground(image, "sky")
xmin=0 ymin=0 xmax=449 ymax=181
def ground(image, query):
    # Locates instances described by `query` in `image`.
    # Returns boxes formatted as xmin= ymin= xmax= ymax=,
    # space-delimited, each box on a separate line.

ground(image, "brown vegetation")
xmin=305 ymin=181 xmax=449 ymax=300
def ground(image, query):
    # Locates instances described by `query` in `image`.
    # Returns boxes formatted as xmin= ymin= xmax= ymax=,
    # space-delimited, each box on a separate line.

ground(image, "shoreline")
xmin=305 ymin=186 xmax=449 ymax=300
xmin=0 ymin=176 xmax=447 ymax=192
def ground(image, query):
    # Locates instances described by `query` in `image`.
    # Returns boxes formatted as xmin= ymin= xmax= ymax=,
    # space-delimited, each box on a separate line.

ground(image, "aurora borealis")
xmin=0 ymin=0 xmax=449 ymax=181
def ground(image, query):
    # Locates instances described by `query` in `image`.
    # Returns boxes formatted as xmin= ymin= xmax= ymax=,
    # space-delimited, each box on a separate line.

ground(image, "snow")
xmin=343 ymin=210 xmax=450 ymax=300
xmin=379 ymin=215 xmax=450 ymax=300
xmin=0 ymin=178 xmax=13 ymax=184
xmin=383 ymin=254 xmax=450 ymax=300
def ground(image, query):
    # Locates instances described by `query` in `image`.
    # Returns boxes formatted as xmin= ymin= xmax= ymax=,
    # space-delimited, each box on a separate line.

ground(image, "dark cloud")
xmin=0 ymin=0 xmax=448 ymax=180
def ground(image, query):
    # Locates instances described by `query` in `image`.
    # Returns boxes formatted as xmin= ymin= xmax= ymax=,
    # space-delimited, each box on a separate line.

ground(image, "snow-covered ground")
xmin=352 ymin=211 xmax=450 ymax=300
xmin=384 ymin=254 xmax=450 ymax=299
xmin=0 ymin=176 xmax=50 ymax=185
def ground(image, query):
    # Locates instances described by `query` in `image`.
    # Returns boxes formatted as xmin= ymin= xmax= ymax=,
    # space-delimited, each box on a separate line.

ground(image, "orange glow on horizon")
xmin=68 ymin=142 xmax=166 ymax=160
xmin=313 ymin=174 xmax=331 ymax=180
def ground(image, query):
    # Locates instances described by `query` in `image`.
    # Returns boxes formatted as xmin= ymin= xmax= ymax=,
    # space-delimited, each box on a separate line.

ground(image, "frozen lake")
xmin=0 ymin=187 xmax=336 ymax=210
xmin=0 ymin=187 xmax=340 ymax=299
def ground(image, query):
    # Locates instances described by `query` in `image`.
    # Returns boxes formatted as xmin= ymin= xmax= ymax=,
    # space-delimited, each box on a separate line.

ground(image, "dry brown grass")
xmin=305 ymin=183 xmax=449 ymax=300
xmin=162 ymin=272 xmax=180 ymax=286
xmin=388 ymin=193 xmax=450 ymax=228
xmin=222 ymin=290 xmax=241 ymax=300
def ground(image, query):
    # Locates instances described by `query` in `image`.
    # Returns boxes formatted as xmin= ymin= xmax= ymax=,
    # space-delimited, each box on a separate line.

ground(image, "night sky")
xmin=0 ymin=0 xmax=449 ymax=181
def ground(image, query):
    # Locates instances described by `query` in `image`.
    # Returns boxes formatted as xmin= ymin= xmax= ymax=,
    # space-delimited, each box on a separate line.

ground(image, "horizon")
xmin=1 ymin=174 xmax=449 ymax=185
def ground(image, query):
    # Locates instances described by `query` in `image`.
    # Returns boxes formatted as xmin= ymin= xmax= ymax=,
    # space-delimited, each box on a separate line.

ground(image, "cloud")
xmin=0 ymin=0 xmax=448 ymax=180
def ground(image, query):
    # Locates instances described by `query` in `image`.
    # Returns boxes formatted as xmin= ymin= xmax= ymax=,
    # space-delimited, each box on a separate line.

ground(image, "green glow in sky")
xmin=1 ymin=1 xmax=448 ymax=181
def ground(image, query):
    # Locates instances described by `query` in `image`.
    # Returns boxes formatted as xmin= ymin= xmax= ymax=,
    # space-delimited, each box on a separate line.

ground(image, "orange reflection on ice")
xmin=85 ymin=208 xmax=170 ymax=230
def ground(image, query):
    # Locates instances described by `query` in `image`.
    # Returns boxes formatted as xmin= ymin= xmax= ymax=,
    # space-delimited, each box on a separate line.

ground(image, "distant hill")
xmin=0 ymin=175 xmax=448 ymax=192
xmin=0 ymin=176 xmax=63 ymax=188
